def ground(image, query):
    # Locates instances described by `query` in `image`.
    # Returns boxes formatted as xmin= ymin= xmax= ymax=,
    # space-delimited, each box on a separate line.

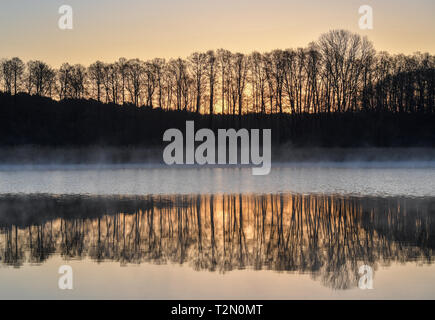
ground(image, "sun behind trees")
xmin=1 ymin=30 xmax=434 ymax=115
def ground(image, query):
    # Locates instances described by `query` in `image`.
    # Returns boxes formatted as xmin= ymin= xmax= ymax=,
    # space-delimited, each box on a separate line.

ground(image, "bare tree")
xmin=205 ymin=50 xmax=218 ymax=115
xmin=217 ymin=49 xmax=232 ymax=114
xmin=169 ymin=58 xmax=189 ymax=111
xmin=249 ymin=52 xmax=267 ymax=114
xmin=27 ymin=60 xmax=55 ymax=96
xmin=143 ymin=61 xmax=157 ymax=107
xmin=231 ymin=53 xmax=249 ymax=117
xmin=1 ymin=59 xmax=13 ymax=93
xmin=126 ymin=59 xmax=143 ymax=107
xmin=317 ymin=30 xmax=374 ymax=113
xmin=283 ymin=49 xmax=297 ymax=114
xmin=9 ymin=57 xmax=25 ymax=95
xmin=58 ymin=63 xmax=72 ymax=99
xmin=118 ymin=58 xmax=128 ymax=105
xmin=70 ymin=64 xmax=87 ymax=99
xmin=108 ymin=63 xmax=120 ymax=104
xmin=152 ymin=58 xmax=165 ymax=109
xmin=189 ymin=52 xmax=207 ymax=113
xmin=88 ymin=61 xmax=105 ymax=102
xmin=266 ymin=50 xmax=285 ymax=114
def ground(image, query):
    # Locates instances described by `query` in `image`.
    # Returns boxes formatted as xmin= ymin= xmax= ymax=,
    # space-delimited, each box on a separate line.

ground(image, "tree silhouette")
xmin=0 ymin=29 xmax=434 ymax=148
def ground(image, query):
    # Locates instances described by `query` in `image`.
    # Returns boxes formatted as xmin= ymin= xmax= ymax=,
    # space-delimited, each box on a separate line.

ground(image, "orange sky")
xmin=0 ymin=0 xmax=434 ymax=67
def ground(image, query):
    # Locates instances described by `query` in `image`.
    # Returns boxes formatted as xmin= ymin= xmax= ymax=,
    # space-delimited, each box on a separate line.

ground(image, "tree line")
xmin=1 ymin=29 xmax=434 ymax=115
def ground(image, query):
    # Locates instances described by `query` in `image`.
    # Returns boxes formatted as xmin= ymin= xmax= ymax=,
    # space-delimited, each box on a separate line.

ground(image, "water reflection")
xmin=0 ymin=194 xmax=434 ymax=290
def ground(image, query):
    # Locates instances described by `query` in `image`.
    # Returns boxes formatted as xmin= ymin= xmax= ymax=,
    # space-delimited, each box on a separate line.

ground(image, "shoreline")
xmin=1 ymin=146 xmax=435 ymax=165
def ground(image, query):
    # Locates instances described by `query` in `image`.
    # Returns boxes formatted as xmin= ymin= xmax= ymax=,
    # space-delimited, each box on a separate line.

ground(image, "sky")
xmin=0 ymin=0 xmax=434 ymax=67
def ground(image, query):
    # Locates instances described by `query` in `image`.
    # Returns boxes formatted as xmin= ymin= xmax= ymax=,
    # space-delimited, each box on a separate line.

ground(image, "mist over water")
xmin=1 ymin=152 xmax=435 ymax=298
xmin=0 ymin=164 xmax=434 ymax=197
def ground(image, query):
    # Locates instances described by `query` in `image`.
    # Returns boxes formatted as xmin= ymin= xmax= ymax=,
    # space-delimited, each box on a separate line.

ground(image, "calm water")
xmin=0 ymin=164 xmax=434 ymax=299
xmin=1 ymin=163 xmax=435 ymax=197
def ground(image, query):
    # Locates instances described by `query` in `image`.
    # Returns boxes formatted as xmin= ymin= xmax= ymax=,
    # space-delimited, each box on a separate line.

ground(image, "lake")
xmin=0 ymin=164 xmax=434 ymax=299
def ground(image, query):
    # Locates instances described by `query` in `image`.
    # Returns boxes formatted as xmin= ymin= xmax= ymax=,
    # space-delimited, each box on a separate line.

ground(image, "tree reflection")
xmin=0 ymin=194 xmax=433 ymax=289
